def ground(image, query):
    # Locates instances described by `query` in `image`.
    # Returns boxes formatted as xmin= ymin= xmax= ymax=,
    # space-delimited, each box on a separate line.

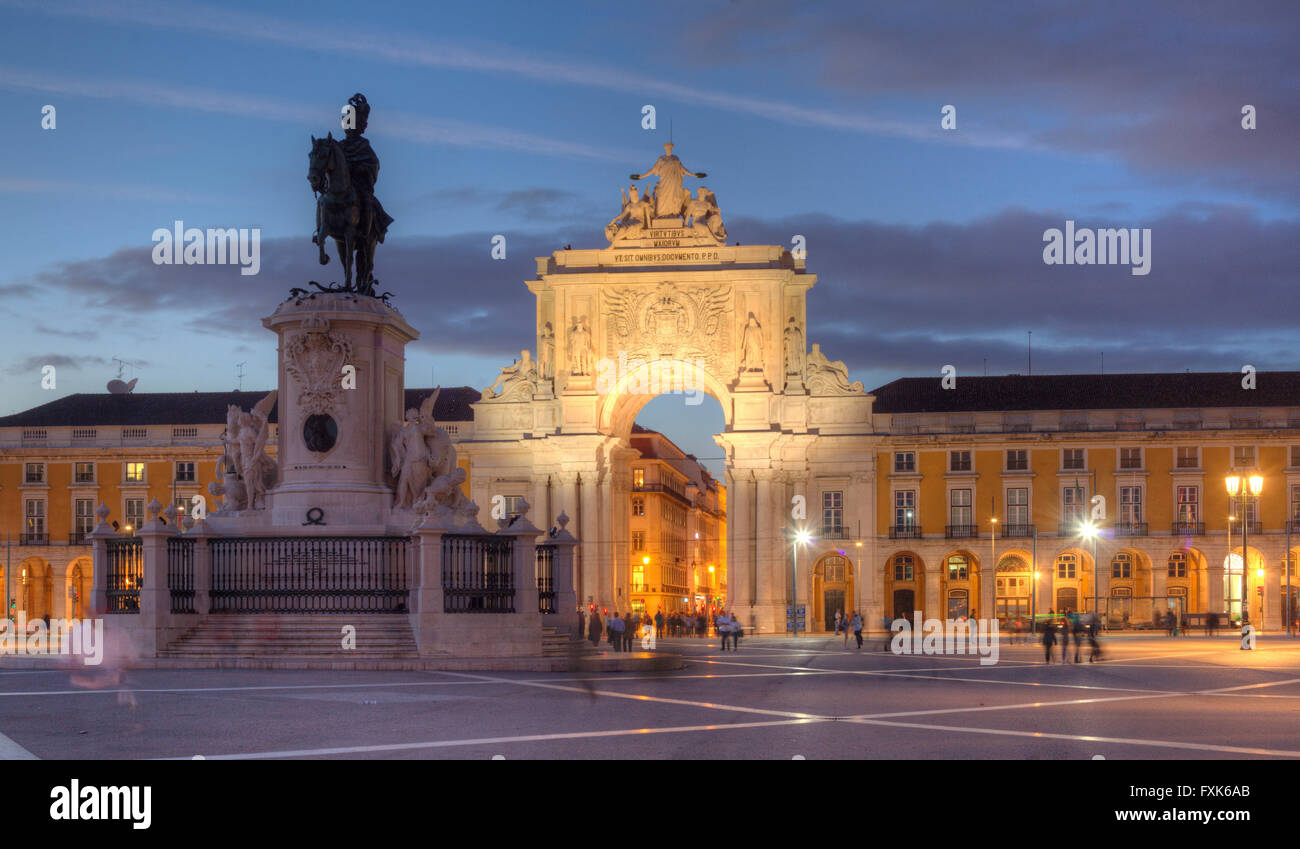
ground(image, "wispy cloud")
xmin=0 ymin=65 xmax=627 ymax=162
xmin=1 ymin=0 xmax=1033 ymax=151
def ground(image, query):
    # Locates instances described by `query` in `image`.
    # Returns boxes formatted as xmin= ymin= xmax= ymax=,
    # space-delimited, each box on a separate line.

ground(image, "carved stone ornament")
xmin=285 ymin=315 xmax=354 ymax=415
xmin=603 ymin=282 xmax=732 ymax=376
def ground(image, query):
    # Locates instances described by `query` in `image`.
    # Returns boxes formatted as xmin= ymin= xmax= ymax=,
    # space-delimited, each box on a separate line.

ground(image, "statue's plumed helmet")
xmin=348 ymin=93 xmax=370 ymax=133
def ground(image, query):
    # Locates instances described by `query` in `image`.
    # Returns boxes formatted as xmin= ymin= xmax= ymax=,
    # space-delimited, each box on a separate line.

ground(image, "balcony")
xmin=70 ymin=531 xmax=93 ymax=545
xmin=1115 ymin=522 xmax=1148 ymax=537
xmin=19 ymin=533 xmax=49 ymax=545
xmin=820 ymin=527 xmax=851 ymax=540
xmin=889 ymin=525 xmax=922 ymax=540
xmin=1057 ymin=521 xmax=1087 ymax=537
xmin=945 ymin=524 xmax=978 ymax=539
xmin=1002 ymin=523 xmax=1035 ymax=538
xmin=1171 ymin=521 xmax=1205 ymax=536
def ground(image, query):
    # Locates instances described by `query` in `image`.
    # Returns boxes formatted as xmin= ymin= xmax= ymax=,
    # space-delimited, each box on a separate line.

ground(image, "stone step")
xmin=167 ymin=614 xmax=418 ymax=658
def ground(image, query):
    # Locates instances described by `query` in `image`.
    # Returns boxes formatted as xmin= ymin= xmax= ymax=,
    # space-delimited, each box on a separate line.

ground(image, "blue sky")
xmin=1 ymin=0 xmax=1297 ymax=469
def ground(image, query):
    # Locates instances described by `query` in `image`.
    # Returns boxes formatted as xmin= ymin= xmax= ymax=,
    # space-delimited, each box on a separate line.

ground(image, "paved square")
xmin=2 ymin=634 xmax=1298 ymax=759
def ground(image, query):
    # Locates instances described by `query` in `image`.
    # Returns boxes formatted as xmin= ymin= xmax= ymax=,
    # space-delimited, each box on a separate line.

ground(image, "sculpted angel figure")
xmin=389 ymin=389 xmax=450 ymax=510
xmin=235 ymin=391 xmax=278 ymax=509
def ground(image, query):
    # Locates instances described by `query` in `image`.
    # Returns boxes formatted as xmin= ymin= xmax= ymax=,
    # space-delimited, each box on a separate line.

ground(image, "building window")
xmin=1291 ymin=485 xmax=1300 ymax=524
xmin=1168 ymin=552 xmax=1187 ymax=578
xmin=1291 ymin=446 xmax=1300 ymax=468
xmin=75 ymin=462 xmax=95 ymax=483
xmin=1006 ymin=449 xmax=1028 ymax=471
xmin=1007 ymin=487 xmax=1029 ymax=527
xmin=1063 ymin=486 xmax=1085 ymax=523
xmin=175 ymin=461 xmax=196 ymax=482
xmin=1112 ymin=552 xmax=1132 ymax=579
xmin=24 ymin=463 xmax=46 ymax=484
xmin=499 ymin=495 xmax=523 ymax=520
xmin=822 ymin=491 xmax=843 ymax=537
xmin=632 ymin=531 xmax=645 ymax=552
xmin=892 ymin=554 xmax=914 ymax=581
xmin=947 ymin=554 xmax=968 ymax=581
xmin=124 ymin=498 xmax=145 ymax=532
xmin=1119 ymin=448 xmax=1142 ymax=470
xmin=1062 ymin=449 xmax=1084 ymax=470
xmin=949 ymin=450 xmax=971 ymax=472
xmin=24 ymin=499 xmax=45 ymax=536
xmin=1176 ymin=447 xmax=1199 ymax=469
xmin=950 ymin=488 xmax=972 ymax=527
xmin=632 ymin=468 xmax=644 ymax=488
xmin=75 ymin=499 xmax=95 ymax=539
xmin=125 ymin=462 xmax=146 ymax=483
xmin=1120 ymin=486 xmax=1142 ymax=524
xmin=894 ymin=452 xmax=916 ymax=473
xmin=1233 ymin=445 xmax=1255 ymax=468
xmin=631 ymin=497 xmax=645 ymax=517
xmin=1056 ymin=553 xmax=1077 ymax=579
xmin=894 ymin=490 xmax=916 ymax=529
xmin=1177 ymin=486 xmax=1199 ymax=523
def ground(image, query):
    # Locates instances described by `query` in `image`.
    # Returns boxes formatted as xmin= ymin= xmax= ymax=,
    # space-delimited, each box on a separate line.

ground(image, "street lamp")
xmin=790 ymin=527 xmax=812 ymax=636
xmin=1226 ymin=472 xmax=1263 ymax=625
xmin=1079 ymin=520 xmax=1100 ymax=622
xmin=854 ymin=540 xmax=864 ymax=619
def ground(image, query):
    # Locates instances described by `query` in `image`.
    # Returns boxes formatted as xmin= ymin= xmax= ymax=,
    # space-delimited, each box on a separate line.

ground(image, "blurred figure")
xmin=1041 ymin=612 xmax=1056 ymax=663
xmin=1087 ymin=614 xmax=1103 ymax=662
xmin=588 ymin=609 xmax=602 ymax=647
xmin=851 ymin=610 xmax=863 ymax=650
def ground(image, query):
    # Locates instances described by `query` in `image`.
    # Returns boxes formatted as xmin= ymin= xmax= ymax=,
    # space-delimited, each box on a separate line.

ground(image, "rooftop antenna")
xmin=983 ymin=357 xmax=988 ymax=377
xmin=236 ymin=361 xmax=247 ymax=391
xmin=1027 ymin=331 xmax=1032 ymax=376
xmin=107 ymin=357 xmax=141 ymax=394
xmin=1099 ymin=352 xmax=1104 ymax=374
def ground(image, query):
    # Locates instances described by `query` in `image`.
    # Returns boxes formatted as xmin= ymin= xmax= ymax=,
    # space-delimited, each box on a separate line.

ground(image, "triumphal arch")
xmin=461 ymin=145 xmax=878 ymax=633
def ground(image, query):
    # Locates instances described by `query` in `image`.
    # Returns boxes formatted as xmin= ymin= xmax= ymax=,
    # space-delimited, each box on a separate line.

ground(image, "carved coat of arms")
xmin=604 ymin=282 xmax=732 ymax=373
xmin=284 ymin=315 xmax=354 ymax=414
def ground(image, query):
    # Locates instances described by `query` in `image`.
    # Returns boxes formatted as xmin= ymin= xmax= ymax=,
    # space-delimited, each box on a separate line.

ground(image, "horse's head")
xmin=308 ymin=133 xmax=345 ymax=193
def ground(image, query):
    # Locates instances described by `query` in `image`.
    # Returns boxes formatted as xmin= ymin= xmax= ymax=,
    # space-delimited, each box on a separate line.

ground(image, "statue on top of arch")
xmin=606 ymin=143 xmax=725 ymax=245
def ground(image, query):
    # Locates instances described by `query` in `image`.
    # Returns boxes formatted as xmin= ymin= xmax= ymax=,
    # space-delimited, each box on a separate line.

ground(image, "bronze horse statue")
xmin=308 ymin=133 xmax=377 ymax=295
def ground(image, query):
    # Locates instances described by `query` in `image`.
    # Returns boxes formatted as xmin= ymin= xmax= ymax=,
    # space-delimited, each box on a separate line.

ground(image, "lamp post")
xmin=854 ymin=540 xmax=863 ymax=619
xmin=789 ymin=527 xmax=812 ymax=636
xmin=1226 ymin=473 xmax=1263 ymax=626
xmin=1080 ymin=521 xmax=1100 ymax=622
xmin=1030 ymin=525 xmax=1038 ymax=633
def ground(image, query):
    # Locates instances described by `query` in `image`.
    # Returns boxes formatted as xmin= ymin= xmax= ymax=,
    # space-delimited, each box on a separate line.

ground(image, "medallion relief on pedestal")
xmin=285 ymin=315 xmax=355 ymax=417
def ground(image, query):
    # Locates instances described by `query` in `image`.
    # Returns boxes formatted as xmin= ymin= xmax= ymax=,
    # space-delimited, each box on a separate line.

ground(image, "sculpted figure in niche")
xmin=631 ymin=142 xmax=707 ymax=219
xmin=568 ymin=315 xmax=594 ymax=376
xmin=783 ymin=317 xmax=805 ymax=377
xmin=739 ymin=313 xmax=764 ymax=373
xmin=805 ymin=343 xmax=865 ymax=395
xmin=538 ymin=322 xmax=555 ymax=381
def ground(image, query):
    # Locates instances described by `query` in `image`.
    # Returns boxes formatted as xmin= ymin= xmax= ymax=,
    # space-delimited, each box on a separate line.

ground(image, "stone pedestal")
xmin=263 ymin=293 xmax=418 ymax=530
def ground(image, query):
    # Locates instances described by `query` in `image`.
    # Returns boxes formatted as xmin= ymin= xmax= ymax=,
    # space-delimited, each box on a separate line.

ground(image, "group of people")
xmin=831 ymin=610 xmax=866 ymax=649
xmin=1039 ymin=609 xmax=1103 ymax=663
xmin=577 ymin=607 xmax=742 ymax=652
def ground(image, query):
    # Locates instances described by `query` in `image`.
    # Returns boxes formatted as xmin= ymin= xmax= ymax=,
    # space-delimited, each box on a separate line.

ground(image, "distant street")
xmin=2 ymin=634 xmax=1299 ymax=759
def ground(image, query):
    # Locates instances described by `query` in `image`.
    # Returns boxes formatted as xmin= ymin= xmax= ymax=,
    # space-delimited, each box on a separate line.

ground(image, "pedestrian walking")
xmin=655 ymin=609 xmax=665 ymax=640
xmin=851 ymin=611 xmax=863 ymax=649
xmin=1041 ymin=614 xmax=1056 ymax=663
xmin=1059 ymin=611 xmax=1072 ymax=663
xmin=1068 ymin=610 xmax=1082 ymax=663
xmin=730 ymin=611 xmax=742 ymax=651
xmin=882 ymin=615 xmax=893 ymax=651
xmin=716 ymin=610 xmax=732 ymax=651
xmin=1087 ymin=615 xmax=1103 ymax=662
xmin=610 ymin=611 xmax=625 ymax=652
xmin=588 ymin=609 xmax=602 ymax=647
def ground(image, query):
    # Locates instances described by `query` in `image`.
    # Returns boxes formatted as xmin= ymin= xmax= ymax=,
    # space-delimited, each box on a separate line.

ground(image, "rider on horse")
xmin=341 ymin=93 xmax=394 ymax=246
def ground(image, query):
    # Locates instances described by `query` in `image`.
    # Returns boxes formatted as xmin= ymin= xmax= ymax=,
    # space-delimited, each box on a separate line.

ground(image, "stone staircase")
xmin=160 ymin=614 xmax=418 ymax=659
xmin=542 ymin=624 xmax=597 ymax=658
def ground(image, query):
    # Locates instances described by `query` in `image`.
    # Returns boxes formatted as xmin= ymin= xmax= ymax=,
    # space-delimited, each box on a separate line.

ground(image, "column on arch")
xmin=579 ymin=471 xmax=607 ymax=609
xmin=728 ymin=471 xmax=755 ymax=626
xmin=754 ymin=470 xmax=779 ymax=629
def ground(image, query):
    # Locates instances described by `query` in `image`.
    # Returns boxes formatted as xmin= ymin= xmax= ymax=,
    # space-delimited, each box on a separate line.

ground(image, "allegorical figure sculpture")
xmin=538 ymin=322 xmax=556 ymax=381
xmin=568 ymin=315 xmax=594 ymax=376
xmin=783 ymin=317 xmax=805 ymax=378
xmin=739 ymin=313 xmax=764 ymax=373
xmin=805 ymin=343 xmax=865 ymax=395
xmin=209 ymin=392 xmax=278 ymax=512
xmin=307 ymin=93 xmax=394 ymax=296
xmin=683 ymin=187 xmax=726 ymax=243
xmin=484 ymin=350 xmax=539 ymax=401
xmin=605 ymin=185 xmax=653 ymax=243
xmin=389 ymin=389 xmax=453 ymax=510
xmin=631 ymin=142 xmax=707 ymax=219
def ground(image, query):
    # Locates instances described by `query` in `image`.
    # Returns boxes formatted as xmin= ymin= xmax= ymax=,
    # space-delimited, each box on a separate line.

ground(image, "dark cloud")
xmin=669 ymin=0 xmax=1300 ymax=202
xmin=6 ymin=353 xmax=108 ymax=376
